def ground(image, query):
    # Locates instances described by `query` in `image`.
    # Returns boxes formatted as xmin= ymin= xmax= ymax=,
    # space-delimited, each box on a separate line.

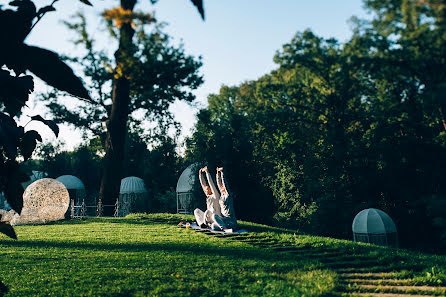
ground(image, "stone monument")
xmin=10 ymin=178 xmax=70 ymax=225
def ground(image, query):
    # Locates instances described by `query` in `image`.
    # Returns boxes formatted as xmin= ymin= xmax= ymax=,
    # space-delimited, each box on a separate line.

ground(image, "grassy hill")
xmin=0 ymin=213 xmax=445 ymax=296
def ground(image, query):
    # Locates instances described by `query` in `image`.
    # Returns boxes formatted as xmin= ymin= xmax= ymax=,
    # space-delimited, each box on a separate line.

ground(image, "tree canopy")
xmin=41 ymin=12 xmax=203 ymax=143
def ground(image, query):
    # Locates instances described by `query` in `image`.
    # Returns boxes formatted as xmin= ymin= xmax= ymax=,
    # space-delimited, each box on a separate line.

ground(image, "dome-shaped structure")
xmin=56 ymin=175 xmax=87 ymax=217
xmin=120 ymin=176 xmax=147 ymax=194
xmin=352 ymin=208 xmax=398 ymax=247
xmin=56 ymin=175 xmax=85 ymax=190
xmin=176 ymin=165 xmax=196 ymax=193
xmin=21 ymin=170 xmax=47 ymax=189
xmin=176 ymin=164 xmax=198 ymax=214
xmin=11 ymin=178 xmax=70 ymax=225
xmin=117 ymin=177 xmax=148 ymax=217
xmin=0 ymin=192 xmax=9 ymax=210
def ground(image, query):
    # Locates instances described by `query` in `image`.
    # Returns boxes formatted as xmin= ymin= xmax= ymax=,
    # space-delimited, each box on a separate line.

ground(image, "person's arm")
xmin=198 ymin=169 xmax=208 ymax=194
xmin=204 ymin=167 xmax=219 ymax=197
xmin=216 ymin=170 xmax=224 ymax=191
xmin=219 ymin=170 xmax=228 ymax=194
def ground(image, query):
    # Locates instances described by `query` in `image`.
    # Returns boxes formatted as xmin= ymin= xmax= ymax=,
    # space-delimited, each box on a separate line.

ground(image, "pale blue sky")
xmin=17 ymin=0 xmax=370 ymax=149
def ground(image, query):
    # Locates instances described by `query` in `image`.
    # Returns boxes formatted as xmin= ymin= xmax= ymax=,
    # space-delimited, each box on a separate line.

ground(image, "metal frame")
xmin=177 ymin=192 xmax=193 ymax=214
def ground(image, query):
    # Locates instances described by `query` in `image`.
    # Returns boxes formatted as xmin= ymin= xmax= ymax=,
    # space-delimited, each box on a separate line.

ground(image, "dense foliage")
xmin=40 ymin=12 xmax=203 ymax=142
xmin=186 ymin=0 xmax=446 ymax=251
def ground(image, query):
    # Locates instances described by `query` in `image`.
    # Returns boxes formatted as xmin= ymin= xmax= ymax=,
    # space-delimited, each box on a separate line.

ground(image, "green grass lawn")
xmin=0 ymin=213 xmax=445 ymax=296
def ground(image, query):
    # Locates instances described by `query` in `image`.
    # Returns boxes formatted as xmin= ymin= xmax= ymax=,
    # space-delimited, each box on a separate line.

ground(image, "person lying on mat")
xmin=194 ymin=166 xmax=222 ymax=229
xmin=211 ymin=167 xmax=237 ymax=231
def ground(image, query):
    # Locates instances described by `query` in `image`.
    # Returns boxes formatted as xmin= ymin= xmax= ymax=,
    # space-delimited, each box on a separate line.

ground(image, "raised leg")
xmin=204 ymin=209 xmax=214 ymax=226
xmin=194 ymin=208 xmax=206 ymax=227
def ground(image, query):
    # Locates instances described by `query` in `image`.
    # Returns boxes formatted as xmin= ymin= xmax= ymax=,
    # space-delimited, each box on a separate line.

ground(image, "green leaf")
xmin=23 ymin=46 xmax=93 ymax=101
xmin=190 ymin=0 xmax=204 ymax=20
xmin=30 ymin=115 xmax=59 ymax=137
xmin=19 ymin=130 xmax=42 ymax=160
xmin=79 ymin=0 xmax=93 ymax=6
xmin=4 ymin=161 xmax=24 ymax=214
xmin=0 ymin=222 xmax=17 ymax=239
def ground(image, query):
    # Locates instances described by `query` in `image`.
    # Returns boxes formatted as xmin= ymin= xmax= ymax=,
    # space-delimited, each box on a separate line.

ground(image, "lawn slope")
xmin=0 ymin=213 xmax=445 ymax=297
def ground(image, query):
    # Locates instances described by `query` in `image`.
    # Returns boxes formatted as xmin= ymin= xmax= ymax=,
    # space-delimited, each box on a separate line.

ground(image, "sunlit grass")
xmin=0 ymin=214 xmax=336 ymax=296
xmin=0 ymin=213 xmax=445 ymax=296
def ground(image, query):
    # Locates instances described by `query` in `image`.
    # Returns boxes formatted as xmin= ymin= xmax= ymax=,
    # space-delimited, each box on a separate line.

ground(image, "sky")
xmin=14 ymin=0 xmax=370 ymax=150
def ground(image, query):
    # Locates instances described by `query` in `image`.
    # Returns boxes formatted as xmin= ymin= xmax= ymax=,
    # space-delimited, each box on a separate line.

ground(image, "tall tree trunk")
xmin=98 ymin=0 xmax=136 ymax=216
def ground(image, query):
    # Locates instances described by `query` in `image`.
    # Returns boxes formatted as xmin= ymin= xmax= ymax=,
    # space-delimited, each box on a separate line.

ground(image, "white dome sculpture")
xmin=176 ymin=164 xmax=198 ymax=214
xmin=352 ymin=208 xmax=398 ymax=247
xmin=11 ymin=178 xmax=70 ymax=225
xmin=117 ymin=177 xmax=148 ymax=217
xmin=21 ymin=170 xmax=48 ymax=189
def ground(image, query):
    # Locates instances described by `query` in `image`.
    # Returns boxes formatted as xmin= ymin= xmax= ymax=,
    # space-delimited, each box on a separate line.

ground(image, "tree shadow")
xmin=0 ymin=238 xmax=307 ymax=265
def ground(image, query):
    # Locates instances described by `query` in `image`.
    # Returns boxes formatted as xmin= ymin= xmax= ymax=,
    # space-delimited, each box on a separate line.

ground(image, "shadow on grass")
xmin=0 ymin=237 xmax=313 ymax=266
xmin=36 ymin=214 xmax=299 ymax=235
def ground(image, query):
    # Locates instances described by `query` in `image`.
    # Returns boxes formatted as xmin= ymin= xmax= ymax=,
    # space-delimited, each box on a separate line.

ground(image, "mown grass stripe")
xmin=344 ymin=279 xmax=434 ymax=286
xmin=339 ymin=272 xmax=399 ymax=279
xmin=349 ymin=284 xmax=446 ymax=296
xmin=353 ymin=293 xmax=440 ymax=297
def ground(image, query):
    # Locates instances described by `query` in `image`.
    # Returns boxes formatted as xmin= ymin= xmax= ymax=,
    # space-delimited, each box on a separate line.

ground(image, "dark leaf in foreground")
xmin=19 ymin=130 xmax=42 ymax=160
xmin=37 ymin=5 xmax=56 ymax=16
xmin=79 ymin=0 xmax=93 ymax=6
xmin=4 ymin=161 xmax=25 ymax=214
xmin=30 ymin=115 xmax=59 ymax=137
xmin=0 ymin=279 xmax=8 ymax=295
xmin=190 ymin=0 xmax=204 ymax=20
xmin=0 ymin=113 xmax=23 ymax=159
xmin=0 ymin=222 xmax=17 ymax=239
xmin=0 ymin=72 xmax=33 ymax=116
xmin=23 ymin=46 xmax=92 ymax=101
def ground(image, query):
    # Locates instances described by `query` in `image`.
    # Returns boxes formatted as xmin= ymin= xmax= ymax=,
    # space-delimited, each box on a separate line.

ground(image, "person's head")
xmin=205 ymin=185 xmax=212 ymax=195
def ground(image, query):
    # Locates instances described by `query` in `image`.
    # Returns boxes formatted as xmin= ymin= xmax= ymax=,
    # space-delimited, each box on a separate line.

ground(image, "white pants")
xmin=194 ymin=208 xmax=215 ymax=227
xmin=211 ymin=214 xmax=237 ymax=231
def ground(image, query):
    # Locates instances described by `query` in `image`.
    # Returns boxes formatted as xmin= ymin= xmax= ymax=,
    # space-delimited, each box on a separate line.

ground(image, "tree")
xmin=42 ymin=12 xmax=202 ymax=142
xmin=0 ymin=0 xmax=92 ymax=239
xmin=186 ymin=0 xmax=446 ymax=250
xmin=346 ymin=0 xmax=446 ymax=247
xmin=92 ymin=0 xmax=204 ymax=215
